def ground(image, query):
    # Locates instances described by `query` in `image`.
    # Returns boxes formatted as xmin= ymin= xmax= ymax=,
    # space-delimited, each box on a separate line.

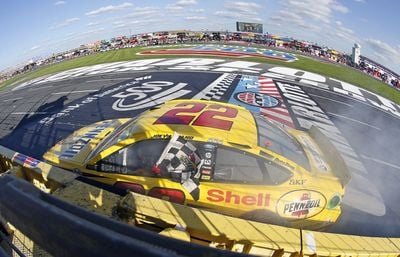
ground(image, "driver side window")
xmin=95 ymin=139 xmax=168 ymax=176
xmin=214 ymin=147 xmax=292 ymax=184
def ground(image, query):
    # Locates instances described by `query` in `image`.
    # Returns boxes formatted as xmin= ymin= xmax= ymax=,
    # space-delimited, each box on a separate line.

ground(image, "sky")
xmin=0 ymin=0 xmax=399 ymax=73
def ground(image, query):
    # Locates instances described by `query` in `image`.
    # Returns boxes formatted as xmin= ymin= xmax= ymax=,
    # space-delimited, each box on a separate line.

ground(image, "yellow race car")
xmin=44 ymin=99 xmax=350 ymax=229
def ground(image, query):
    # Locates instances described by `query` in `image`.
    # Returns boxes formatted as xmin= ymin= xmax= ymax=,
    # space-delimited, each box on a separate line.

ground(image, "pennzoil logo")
xmin=276 ymin=190 xmax=326 ymax=219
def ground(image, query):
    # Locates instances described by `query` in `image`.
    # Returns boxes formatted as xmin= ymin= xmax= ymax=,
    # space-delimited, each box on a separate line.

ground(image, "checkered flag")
xmin=153 ymin=132 xmax=203 ymax=200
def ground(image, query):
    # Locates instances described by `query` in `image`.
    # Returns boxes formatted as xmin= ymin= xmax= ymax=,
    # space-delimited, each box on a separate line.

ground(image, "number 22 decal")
xmin=154 ymin=103 xmax=238 ymax=131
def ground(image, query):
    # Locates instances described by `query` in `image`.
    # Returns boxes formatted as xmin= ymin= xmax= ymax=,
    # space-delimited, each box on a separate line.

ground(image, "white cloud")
xmin=54 ymin=1 xmax=66 ymax=6
xmin=338 ymin=26 xmax=353 ymax=34
xmin=270 ymin=10 xmax=318 ymax=32
xmin=215 ymin=1 xmax=263 ymax=22
xmin=113 ymin=21 xmax=124 ymax=25
xmin=332 ymin=2 xmax=349 ymax=14
xmin=112 ymin=18 xmax=162 ymax=29
xmin=134 ymin=6 xmax=158 ymax=11
xmin=324 ymin=23 xmax=359 ymax=46
xmin=267 ymin=0 xmax=364 ymax=54
xmin=84 ymin=28 xmax=105 ymax=35
xmin=130 ymin=6 xmax=160 ymax=16
xmin=87 ymin=22 xmax=100 ymax=26
xmin=30 ymin=46 xmax=40 ymax=51
xmin=85 ymin=2 xmax=133 ymax=16
xmin=214 ymin=10 xmax=241 ymax=19
xmin=166 ymin=4 xmax=183 ymax=11
xmin=278 ymin=0 xmax=349 ymax=24
xmin=274 ymin=10 xmax=303 ymax=23
xmin=225 ymin=1 xmax=261 ymax=14
xmin=186 ymin=16 xmax=206 ymax=20
xmin=176 ymin=0 xmax=197 ymax=6
xmin=165 ymin=0 xmax=197 ymax=12
xmin=50 ymin=17 xmax=80 ymax=29
xmin=191 ymin=8 xmax=204 ymax=13
xmin=354 ymin=0 xmax=366 ymax=3
xmin=364 ymin=38 xmax=400 ymax=65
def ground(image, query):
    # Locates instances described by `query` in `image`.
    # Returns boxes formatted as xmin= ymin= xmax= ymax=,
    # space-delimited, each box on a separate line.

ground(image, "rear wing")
xmin=308 ymin=126 xmax=351 ymax=187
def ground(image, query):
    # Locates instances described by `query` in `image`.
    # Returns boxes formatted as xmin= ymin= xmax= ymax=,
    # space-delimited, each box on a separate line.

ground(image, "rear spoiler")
xmin=308 ymin=126 xmax=351 ymax=187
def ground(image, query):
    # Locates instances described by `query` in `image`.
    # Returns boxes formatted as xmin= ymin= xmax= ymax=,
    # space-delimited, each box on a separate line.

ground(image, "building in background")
xmin=352 ymin=43 xmax=361 ymax=65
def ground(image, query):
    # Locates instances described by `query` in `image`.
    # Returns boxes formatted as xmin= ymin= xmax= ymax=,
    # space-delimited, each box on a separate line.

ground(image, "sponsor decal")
xmin=139 ymin=45 xmax=297 ymax=62
xmin=12 ymin=153 xmax=40 ymax=167
xmin=289 ymin=179 xmax=307 ymax=185
xmin=207 ymin=189 xmax=271 ymax=207
xmin=200 ymin=144 xmax=216 ymax=181
xmin=60 ymin=121 xmax=113 ymax=159
xmin=277 ymin=190 xmax=326 ymax=219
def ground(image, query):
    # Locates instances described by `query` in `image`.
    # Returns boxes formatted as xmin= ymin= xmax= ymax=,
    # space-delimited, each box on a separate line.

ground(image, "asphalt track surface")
xmin=0 ymin=60 xmax=399 ymax=237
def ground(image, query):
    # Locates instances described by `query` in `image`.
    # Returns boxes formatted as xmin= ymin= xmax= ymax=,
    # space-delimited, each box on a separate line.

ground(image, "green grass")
xmin=2 ymin=45 xmax=399 ymax=104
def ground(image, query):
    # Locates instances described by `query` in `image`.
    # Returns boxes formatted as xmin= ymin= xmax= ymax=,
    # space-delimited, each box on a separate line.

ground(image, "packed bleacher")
xmin=1 ymin=30 xmax=399 ymax=89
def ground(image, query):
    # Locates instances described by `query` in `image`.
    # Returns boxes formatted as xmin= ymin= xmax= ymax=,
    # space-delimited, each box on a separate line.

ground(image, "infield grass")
xmin=1 ymin=45 xmax=399 ymax=104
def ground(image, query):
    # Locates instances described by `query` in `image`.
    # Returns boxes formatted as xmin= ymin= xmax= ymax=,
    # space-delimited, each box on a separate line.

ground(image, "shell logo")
xmin=276 ymin=190 xmax=327 ymax=219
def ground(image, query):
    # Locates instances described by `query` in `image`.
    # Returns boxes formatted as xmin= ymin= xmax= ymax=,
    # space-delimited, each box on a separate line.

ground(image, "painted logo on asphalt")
xmin=138 ymin=44 xmax=297 ymax=62
xmin=112 ymin=80 xmax=191 ymax=111
xmin=234 ymin=91 xmax=280 ymax=108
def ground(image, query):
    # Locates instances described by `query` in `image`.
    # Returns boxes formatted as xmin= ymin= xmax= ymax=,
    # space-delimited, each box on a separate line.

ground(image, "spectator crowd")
xmin=1 ymin=30 xmax=399 ymax=89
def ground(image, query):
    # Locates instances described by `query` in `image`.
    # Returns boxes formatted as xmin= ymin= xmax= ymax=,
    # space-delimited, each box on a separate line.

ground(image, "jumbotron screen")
xmin=236 ymin=22 xmax=263 ymax=33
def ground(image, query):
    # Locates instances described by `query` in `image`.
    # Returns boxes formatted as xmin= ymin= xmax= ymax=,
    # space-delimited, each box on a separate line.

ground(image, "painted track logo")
xmin=234 ymin=92 xmax=280 ymax=108
xmin=138 ymin=45 xmax=297 ymax=62
xmin=112 ymin=80 xmax=191 ymax=111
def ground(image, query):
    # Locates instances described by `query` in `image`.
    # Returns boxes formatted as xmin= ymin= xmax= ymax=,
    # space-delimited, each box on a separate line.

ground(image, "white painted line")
xmin=0 ymin=91 xmax=11 ymax=96
xmin=361 ymin=154 xmax=400 ymax=170
xmin=0 ymin=94 xmax=11 ymax=99
xmin=289 ymin=82 xmax=400 ymax=120
xmin=192 ymin=73 xmax=231 ymax=99
xmin=261 ymin=109 xmax=292 ymax=122
xmin=3 ymin=97 xmax=23 ymax=102
xmin=11 ymin=112 xmax=48 ymax=115
xmin=308 ymin=93 xmax=353 ymax=107
xmin=85 ymin=78 xmax=132 ymax=83
xmin=51 ymin=90 xmax=98 ymax=95
xmin=53 ymin=121 xmax=86 ymax=127
xmin=326 ymin=112 xmax=381 ymax=130
xmin=28 ymin=85 xmax=53 ymax=91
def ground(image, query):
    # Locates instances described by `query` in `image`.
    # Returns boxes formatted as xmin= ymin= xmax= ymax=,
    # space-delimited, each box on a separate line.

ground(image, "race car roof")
xmin=129 ymin=99 xmax=258 ymax=148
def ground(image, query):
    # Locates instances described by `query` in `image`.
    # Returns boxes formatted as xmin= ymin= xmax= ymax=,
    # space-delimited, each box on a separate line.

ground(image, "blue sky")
xmin=0 ymin=0 xmax=399 ymax=73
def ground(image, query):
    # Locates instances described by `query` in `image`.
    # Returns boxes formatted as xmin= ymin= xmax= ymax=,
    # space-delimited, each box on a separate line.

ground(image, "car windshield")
xmin=254 ymin=115 xmax=310 ymax=170
xmin=89 ymin=118 xmax=136 ymax=159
